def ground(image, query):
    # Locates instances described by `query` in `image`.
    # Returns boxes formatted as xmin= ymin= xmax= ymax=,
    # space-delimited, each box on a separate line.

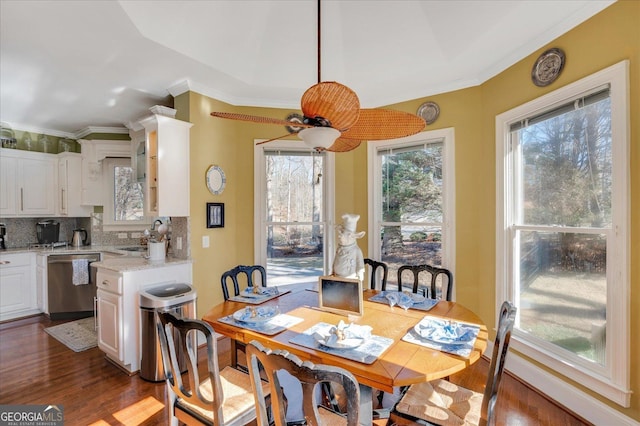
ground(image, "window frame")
xmin=254 ymin=139 xmax=336 ymax=273
xmin=495 ymin=60 xmax=630 ymax=406
xmin=102 ymin=157 xmax=150 ymax=231
xmin=367 ymin=128 xmax=456 ymax=292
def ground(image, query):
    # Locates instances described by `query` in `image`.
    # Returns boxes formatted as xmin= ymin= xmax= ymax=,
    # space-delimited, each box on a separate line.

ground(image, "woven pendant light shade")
xmin=301 ymin=82 xmax=360 ymax=131
xmin=340 ymin=108 xmax=426 ymax=140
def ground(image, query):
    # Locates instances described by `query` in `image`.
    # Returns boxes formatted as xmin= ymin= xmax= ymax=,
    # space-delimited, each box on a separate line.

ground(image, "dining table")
xmin=202 ymin=285 xmax=488 ymax=425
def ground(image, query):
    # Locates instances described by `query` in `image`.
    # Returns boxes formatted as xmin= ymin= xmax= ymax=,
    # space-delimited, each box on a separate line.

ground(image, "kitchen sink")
xmin=120 ymin=246 xmax=148 ymax=252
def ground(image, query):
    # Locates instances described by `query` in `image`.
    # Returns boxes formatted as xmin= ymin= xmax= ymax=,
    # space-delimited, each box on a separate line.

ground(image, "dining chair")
xmin=245 ymin=340 xmax=361 ymax=426
xmin=389 ymin=301 xmax=517 ymax=426
xmin=364 ymin=258 xmax=389 ymax=290
xmin=156 ymin=311 xmax=270 ymax=426
xmin=396 ymin=264 xmax=453 ymax=301
xmin=220 ymin=264 xmax=267 ymax=370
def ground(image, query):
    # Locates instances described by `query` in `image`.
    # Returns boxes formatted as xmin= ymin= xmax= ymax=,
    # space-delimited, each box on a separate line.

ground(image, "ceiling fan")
xmin=210 ymin=0 xmax=426 ymax=152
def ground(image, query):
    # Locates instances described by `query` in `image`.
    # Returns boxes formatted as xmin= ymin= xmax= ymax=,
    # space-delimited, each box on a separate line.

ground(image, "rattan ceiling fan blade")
xmin=300 ymin=82 xmax=360 ymax=131
xmin=339 ymin=109 xmax=426 ymax=140
xmin=210 ymin=112 xmax=314 ymax=128
xmin=326 ymin=137 xmax=362 ymax=152
xmin=256 ymin=133 xmax=300 ymax=146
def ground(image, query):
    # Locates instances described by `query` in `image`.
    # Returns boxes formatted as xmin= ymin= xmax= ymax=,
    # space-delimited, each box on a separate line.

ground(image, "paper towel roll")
xmin=148 ymin=241 xmax=166 ymax=261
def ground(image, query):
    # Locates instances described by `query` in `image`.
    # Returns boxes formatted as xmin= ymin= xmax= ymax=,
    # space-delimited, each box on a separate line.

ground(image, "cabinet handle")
xmin=20 ymin=188 xmax=24 ymax=211
xmin=102 ymin=280 xmax=109 ymax=286
xmin=61 ymin=188 xmax=65 ymax=211
xmin=0 ymin=261 xmax=10 ymax=265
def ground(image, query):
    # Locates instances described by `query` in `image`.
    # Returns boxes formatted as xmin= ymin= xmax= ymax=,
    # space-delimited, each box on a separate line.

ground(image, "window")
xmin=368 ymin=128 xmax=455 ymax=293
xmin=103 ymin=157 xmax=148 ymax=228
xmin=496 ymin=61 xmax=630 ymax=406
xmin=254 ymin=140 xmax=335 ymax=286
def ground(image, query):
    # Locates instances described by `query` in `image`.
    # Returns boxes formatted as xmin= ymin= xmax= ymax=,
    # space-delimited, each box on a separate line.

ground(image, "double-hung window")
xmin=368 ymin=128 xmax=455 ymax=293
xmin=496 ymin=61 xmax=630 ymax=406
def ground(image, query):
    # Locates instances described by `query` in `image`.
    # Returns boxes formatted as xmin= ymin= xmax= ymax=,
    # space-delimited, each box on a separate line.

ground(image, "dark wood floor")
xmin=0 ymin=315 xmax=591 ymax=425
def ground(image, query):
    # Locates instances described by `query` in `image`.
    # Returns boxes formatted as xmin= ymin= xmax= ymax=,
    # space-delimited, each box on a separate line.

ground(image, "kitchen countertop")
xmin=0 ymin=245 xmax=192 ymax=272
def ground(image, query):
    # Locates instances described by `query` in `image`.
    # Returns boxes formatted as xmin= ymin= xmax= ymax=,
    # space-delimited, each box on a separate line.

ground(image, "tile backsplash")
xmin=1 ymin=214 xmax=190 ymax=259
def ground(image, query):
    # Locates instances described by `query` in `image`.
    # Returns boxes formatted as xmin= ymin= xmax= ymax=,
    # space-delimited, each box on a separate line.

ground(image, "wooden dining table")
xmin=202 ymin=285 xmax=488 ymax=425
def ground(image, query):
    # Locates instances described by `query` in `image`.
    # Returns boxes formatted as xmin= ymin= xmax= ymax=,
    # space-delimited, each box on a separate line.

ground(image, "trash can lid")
xmin=139 ymin=282 xmax=197 ymax=308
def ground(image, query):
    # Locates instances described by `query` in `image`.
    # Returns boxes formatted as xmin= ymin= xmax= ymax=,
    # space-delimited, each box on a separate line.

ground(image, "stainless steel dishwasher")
xmin=47 ymin=253 xmax=100 ymax=320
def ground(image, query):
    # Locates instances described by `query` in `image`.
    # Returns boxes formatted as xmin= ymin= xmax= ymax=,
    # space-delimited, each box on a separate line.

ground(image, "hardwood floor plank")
xmin=0 ymin=315 xmax=591 ymax=425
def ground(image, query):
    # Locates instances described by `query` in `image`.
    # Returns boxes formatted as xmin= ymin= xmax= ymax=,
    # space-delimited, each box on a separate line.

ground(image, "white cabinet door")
xmin=0 ymin=155 xmax=17 ymax=215
xmin=18 ymin=156 xmax=56 ymax=215
xmin=0 ymin=252 xmax=37 ymax=322
xmin=58 ymin=153 xmax=91 ymax=217
xmin=97 ymin=289 xmax=123 ymax=362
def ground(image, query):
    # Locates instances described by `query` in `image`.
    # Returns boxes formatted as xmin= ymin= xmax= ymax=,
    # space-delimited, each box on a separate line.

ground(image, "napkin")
xmin=415 ymin=319 xmax=475 ymax=343
xmin=244 ymin=286 xmax=278 ymax=297
xmin=384 ymin=291 xmax=415 ymax=308
xmin=312 ymin=320 xmax=372 ymax=347
xmin=237 ymin=306 xmax=278 ymax=321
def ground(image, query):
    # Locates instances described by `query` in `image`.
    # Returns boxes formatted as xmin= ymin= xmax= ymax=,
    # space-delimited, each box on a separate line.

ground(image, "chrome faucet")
xmin=151 ymin=219 xmax=163 ymax=230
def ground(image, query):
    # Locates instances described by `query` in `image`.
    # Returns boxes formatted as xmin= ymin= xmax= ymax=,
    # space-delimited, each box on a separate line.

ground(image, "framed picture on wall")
xmin=206 ymin=203 xmax=224 ymax=228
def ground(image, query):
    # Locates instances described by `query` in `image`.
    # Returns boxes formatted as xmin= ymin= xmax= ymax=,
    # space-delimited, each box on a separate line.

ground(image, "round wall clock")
xmin=531 ymin=48 xmax=565 ymax=87
xmin=206 ymin=165 xmax=226 ymax=195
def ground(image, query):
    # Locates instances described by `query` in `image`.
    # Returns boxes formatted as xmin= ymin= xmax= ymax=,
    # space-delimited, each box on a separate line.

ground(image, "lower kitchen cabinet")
xmin=95 ymin=261 xmax=192 ymax=374
xmin=0 ymin=252 xmax=38 ymax=322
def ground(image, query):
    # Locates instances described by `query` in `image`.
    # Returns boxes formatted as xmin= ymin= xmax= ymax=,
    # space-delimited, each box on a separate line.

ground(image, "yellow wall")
xmin=183 ymin=0 xmax=638 ymax=420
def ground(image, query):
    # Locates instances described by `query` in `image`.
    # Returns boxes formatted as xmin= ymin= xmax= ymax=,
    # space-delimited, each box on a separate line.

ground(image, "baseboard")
xmin=486 ymin=341 xmax=639 ymax=426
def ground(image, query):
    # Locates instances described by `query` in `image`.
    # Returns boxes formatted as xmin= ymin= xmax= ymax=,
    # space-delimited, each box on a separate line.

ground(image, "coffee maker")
xmin=36 ymin=220 xmax=60 ymax=244
xmin=0 ymin=223 xmax=6 ymax=249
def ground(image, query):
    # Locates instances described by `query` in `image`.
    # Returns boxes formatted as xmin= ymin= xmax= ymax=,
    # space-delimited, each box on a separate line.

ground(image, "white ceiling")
xmin=0 ymin=0 xmax=614 ymax=137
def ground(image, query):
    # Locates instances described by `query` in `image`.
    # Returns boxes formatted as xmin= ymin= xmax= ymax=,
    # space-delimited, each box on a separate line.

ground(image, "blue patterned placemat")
xmin=289 ymin=322 xmax=394 ymax=364
xmin=368 ymin=291 xmax=439 ymax=311
xmin=402 ymin=316 xmax=480 ymax=358
xmin=228 ymin=289 xmax=291 ymax=305
xmin=219 ymin=313 xmax=303 ymax=336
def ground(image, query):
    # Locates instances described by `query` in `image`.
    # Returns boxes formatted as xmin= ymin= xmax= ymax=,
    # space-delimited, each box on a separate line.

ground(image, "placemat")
xmin=368 ymin=291 xmax=439 ymax=311
xmin=219 ymin=313 xmax=303 ymax=336
xmin=289 ymin=322 xmax=394 ymax=364
xmin=402 ymin=316 xmax=480 ymax=358
xmin=228 ymin=289 xmax=291 ymax=304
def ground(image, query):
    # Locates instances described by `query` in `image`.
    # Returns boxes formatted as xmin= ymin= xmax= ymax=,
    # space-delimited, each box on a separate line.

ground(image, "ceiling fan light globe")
xmin=299 ymin=127 xmax=340 ymax=151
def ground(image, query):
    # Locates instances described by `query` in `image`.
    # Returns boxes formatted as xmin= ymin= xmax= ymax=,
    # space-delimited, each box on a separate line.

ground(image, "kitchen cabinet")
xmin=58 ymin=153 xmax=92 ymax=216
xmin=77 ymin=139 xmax=131 ymax=206
xmin=0 ymin=148 xmax=56 ymax=217
xmin=36 ymin=254 xmax=46 ymax=312
xmin=0 ymin=252 xmax=38 ymax=321
xmin=138 ymin=111 xmax=192 ymax=217
xmin=95 ymin=261 xmax=192 ymax=374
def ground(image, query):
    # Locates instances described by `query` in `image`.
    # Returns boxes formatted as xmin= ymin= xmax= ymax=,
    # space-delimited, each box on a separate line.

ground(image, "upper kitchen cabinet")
xmin=0 ymin=148 xmax=56 ymax=217
xmin=78 ymin=140 xmax=131 ymax=206
xmin=137 ymin=107 xmax=192 ymax=217
xmin=58 ymin=152 xmax=92 ymax=217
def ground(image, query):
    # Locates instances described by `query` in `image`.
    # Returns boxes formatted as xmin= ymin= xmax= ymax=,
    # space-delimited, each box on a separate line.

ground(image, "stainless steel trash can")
xmin=139 ymin=282 xmax=197 ymax=382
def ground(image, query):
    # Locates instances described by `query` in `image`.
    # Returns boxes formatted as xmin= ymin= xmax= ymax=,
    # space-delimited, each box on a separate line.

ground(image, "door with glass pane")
xmin=262 ymin=150 xmax=326 ymax=286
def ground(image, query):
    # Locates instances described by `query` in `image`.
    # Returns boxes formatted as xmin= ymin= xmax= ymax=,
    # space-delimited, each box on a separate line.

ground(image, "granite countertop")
xmin=0 ymin=245 xmax=191 ymax=272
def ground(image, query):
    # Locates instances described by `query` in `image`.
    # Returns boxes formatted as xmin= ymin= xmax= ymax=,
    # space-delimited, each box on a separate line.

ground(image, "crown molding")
xmin=168 ymin=80 xmax=191 ymax=97
xmin=75 ymin=126 xmax=129 ymax=139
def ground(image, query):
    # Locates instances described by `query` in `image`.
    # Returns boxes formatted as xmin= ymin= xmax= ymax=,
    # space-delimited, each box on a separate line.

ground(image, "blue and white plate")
xmin=233 ymin=306 xmax=280 ymax=323
xmin=414 ymin=320 xmax=476 ymax=345
xmin=242 ymin=287 xmax=279 ymax=298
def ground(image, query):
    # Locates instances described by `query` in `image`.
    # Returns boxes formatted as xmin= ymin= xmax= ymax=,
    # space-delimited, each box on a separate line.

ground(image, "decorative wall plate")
xmin=417 ymin=101 xmax=440 ymax=125
xmin=206 ymin=165 xmax=226 ymax=195
xmin=531 ymin=48 xmax=565 ymax=87
xmin=285 ymin=113 xmax=304 ymax=133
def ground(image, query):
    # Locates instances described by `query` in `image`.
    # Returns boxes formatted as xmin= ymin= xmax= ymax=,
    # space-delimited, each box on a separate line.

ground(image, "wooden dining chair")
xmin=389 ymin=301 xmax=517 ymax=426
xmin=245 ymin=340 xmax=361 ymax=426
xmin=396 ymin=264 xmax=453 ymax=301
xmin=220 ymin=264 xmax=267 ymax=370
xmin=220 ymin=264 xmax=267 ymax=299
xmin=364 ymin=258 xmax=389 ymax=290
xmin=156 ymin=312 xmax=270 ymax=426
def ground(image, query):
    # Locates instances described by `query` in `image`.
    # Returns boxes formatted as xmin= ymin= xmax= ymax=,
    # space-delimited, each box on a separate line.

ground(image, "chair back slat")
xmin=364 ymin=258 xmax=389 ymax=290
xmin=246 ymin=340 xmax=361 ymax=426
xmin=481 ymin=301 xmax=517 ymax=425
xmin=397 ymin=264 xmax=453 ymax=301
